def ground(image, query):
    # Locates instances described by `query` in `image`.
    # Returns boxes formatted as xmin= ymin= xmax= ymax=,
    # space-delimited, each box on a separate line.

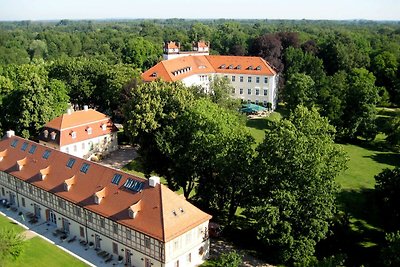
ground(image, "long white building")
xmin=0 ymin=131 xmax=211 ymax=267
xmin=142 ymin=41 xmax=279 ymax=110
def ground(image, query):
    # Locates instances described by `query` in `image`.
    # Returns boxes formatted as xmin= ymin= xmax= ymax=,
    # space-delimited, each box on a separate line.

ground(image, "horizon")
xmin=0 ymin=0 xmax=399 ymax=22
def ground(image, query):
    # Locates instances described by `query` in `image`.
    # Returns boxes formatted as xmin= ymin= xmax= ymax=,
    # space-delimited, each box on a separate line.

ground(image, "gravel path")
xmin=99 ymin=145 xmax=137 ymax=170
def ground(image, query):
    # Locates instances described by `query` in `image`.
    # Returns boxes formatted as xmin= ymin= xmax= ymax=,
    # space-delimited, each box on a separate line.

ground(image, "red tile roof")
xmin=141 ymin=55 xmax=276 ymax=82
xmin=41 ymin=109 xmax=117 ymax=147
xmin=0 ymin=136 xmax=211 ymax=242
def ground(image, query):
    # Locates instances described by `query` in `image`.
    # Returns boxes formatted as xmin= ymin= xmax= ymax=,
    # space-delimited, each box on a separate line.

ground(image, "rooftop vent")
xmin=6 ymin=130 xmax=15 ymax=138
xmin=149 ymin=176 xmax=160 ymax=187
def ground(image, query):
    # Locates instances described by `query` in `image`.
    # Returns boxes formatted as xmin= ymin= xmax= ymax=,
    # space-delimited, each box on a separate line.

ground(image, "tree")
xmin=386 ymin=116 xmax=400 ymax=150
xmin=0 ymin=229 xmax=25 ymax=264
xmin=123 ymin=80 xmax=194 ymax=187
xmin=284 ymin=73 xmax=316 ymax=111
xmin=246 ymin=106 xmax=348 ymax=265
xmin=208 ymin=75 xmax=241 ymax=111
xmin=340 ymin=68 xmax=379 ymax=140
xmin=375 ymin=167 xmax=400 ymax=230
xmin=380 ymin=231 xmax=400 ymax=267
xmin=213 ymin=250 xmax=243 ymax=267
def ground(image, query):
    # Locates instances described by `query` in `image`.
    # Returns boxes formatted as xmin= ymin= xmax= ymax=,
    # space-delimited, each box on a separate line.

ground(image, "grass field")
xmin=0 ymin=215 xmax=87 ymax=266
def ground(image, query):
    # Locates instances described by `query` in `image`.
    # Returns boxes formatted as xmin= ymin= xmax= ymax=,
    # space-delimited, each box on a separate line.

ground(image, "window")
xmin=126 ymin=229 xmax=132 ymax=240
xmin=80 ymin=226 xmax=85 ymax=238
xmin=43 ymin=192 xmax=48 ymax=202
xmin=88 ymin=213 xmax=93 ymax=223
xmin=256 ymin=89 xmax=260 ymax=95
xmin=58 ymin=199 xmax=66 ymax=209
xmin=28 ymin=145 xmax=37 ymax=154
xmin=264 ymin=89 xmax=268 ymax=96
xmin=224 ymin=75 xmax=228 ymax=79
xmin=80 ymin=163 xmax=90 ymax=174
xmin=247 ymin=88 xmax=251 ymax=95
xmin=66 ymin=158 xmax=76 ymax=168
xmin=113 ymin=223 xmax=118 ymax=234
xmin=231 ymin=88 xmax=235 ymax=94
xmin=21 ymin=142 xmax=28 ymax=151
xmin=264 ymin=77 xmax=268 ymax=83
xmin=239 ymin=76 xmax=243 ymax=82
xmin=144 ymin=237 xmax=150 ymax=249
xmin=256 ymin=77 xmax=260 ymax=83
xmin=187 ymin=253 xmax=192 ymax=263
xmin=71 ymin=131 xmax=77 ymax=139
xmin=248 ymin=77 xmax=252 ymax=83
xmin=100 ymin=218 xmax=105 ymax=228
xmin=42 ymin=150 xmax=51 ymax=159
xmin=231 ymin=76 xmax=236 ymax=82
xmin=74 ymin=206 xmax=81 ymax=217
xmin=239 ymin=88 xmax=243 ymax=95
xmin=1 ymin=187 xmax=5 ymax=196
xmin=263 ymin=100 xmax=268 ymax=106
xmin=65 ymin=147 xmax=69 ymax=153
xmin=113 ymin=242 xmax=118 ymax=254
xmin=29 ymin=185 xmax=33 ymax=194
xmin=255 ymin=99 xmax=259 ymax=104
xmin=87 ymin=127 xmax=92 ymax=135
xmin=111 ymin=174 xmax=122 ymax=185
xmin=11 ymin=139 xmax=18 ymax=148
xmin=101 ymin=124 xmax=107 ymax=131
xmin=21 ymin=197 xmax=25 ymax=207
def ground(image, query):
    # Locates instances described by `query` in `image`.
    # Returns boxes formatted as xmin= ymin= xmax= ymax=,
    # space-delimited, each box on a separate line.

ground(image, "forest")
xmin=0 ymin=19 xmax=400 ymax=266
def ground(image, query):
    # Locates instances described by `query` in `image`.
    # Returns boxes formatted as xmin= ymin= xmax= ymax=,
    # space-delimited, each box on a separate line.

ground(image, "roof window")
xmin=10 ymin=139 xmax=18 ymax=148
xmin=42 ymin=150 xmax=51 ymax=159
xmin=80 ymin=163 xmax=90 ymax=174
xmin=28 ymin=145 xmax=37 ymax=154
xmin=111 ymin=174 xmax=122 ymax=185
xmin=66 ymin=158 xmax=76 ymax=168
xmin=21 ymin=142 xmax=28 ymax=151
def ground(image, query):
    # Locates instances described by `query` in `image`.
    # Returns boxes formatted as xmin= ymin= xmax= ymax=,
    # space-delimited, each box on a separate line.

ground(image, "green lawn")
xmin=245 ymin=111 xmax=283 ymax=143
xmin=0 ymin=215 xmax=88 ymax=266
xmin=6 ymin=236 xmax=88 ymax=267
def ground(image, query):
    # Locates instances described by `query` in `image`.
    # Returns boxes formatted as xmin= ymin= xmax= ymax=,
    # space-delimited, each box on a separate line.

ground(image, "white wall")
xmin=60 ymin=132 xmax=118 ymax=159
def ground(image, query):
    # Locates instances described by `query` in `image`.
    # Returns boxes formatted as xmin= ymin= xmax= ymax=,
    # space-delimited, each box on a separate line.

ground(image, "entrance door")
xmin=62 ymin=218 xmax=70 ymax=234
xmin=9 ymin=192 xmax=15 ymax=205
xmin=48 ymin=210 xmax=57 ymax=224
xmin=95 ymin=234 xmax=101 ymax=250
xmin=34 ymin=204 xmax=41 ymax=218
xmin=125 ymin=249 xmax=132 ymax=267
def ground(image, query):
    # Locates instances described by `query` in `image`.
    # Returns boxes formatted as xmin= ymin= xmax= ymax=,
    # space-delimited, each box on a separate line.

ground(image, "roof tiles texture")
xmin=141 ymin=55 xmax=277 ymax=82
xmin=42 ymin=109 xmax=117 ymax=147
xmin=0 ymin=136 xmax=211 ymax=242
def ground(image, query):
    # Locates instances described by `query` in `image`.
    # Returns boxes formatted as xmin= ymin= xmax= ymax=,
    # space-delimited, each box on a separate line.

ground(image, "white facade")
xmin=58 ymin=132 xmax=118 ymax=159
xmin=181 ymin=73 xmax=278 ymax=109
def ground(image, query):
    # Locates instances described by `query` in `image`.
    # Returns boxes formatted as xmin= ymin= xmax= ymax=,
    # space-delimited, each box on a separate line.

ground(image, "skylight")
xmin=80 ymin=163 xmax=90 ymax=174
xmin=10 ymin=139 xmax=18 ymax=148
xmin=111 ymin=174 xmax=122 ymax=185
xmin=21 ymin=142 xmax=28 ymax=151
xmin=42 ymin=150 xmax=51 ymax=159
xmin=66 ymin=158 xmax=76 ymax=168
xmin=28 ymin=145 xmax=37 ymax=154
xmin=123 ymin=178 xmax=144 ymax=192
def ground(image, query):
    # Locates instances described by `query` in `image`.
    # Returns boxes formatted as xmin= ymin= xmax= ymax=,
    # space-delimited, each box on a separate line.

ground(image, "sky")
xmin=0 ymin=0 xmax=399 ymax=21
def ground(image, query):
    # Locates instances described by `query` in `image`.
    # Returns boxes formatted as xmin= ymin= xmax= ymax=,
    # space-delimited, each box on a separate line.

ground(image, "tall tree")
xmin=284 ymin=73 xmax=316 ymax=111
xmin=0 ymin=229 xmax=25 ymax=264
xmin=247 ymin=106 xmax=347 ymax=265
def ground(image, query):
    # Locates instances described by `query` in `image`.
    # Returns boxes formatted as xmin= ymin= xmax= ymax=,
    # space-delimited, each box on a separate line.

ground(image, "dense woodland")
xmin=1 ymin=19 xmax=400 ymax=266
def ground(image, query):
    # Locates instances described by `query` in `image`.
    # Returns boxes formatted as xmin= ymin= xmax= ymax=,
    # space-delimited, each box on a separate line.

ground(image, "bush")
xmin=214 ymin=250 xmax=243 ymax=267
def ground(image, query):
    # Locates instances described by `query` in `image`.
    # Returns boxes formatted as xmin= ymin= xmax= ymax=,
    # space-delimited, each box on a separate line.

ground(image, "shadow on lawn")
xmin=328 ymin=188 xmax=386 ymax=266
xmin=366 ymin=152 xmax=400 ymax=167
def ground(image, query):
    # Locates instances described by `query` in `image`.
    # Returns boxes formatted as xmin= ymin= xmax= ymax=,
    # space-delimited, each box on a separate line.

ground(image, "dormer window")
xmin=237 ymin=65 xmax=241 ymax=69
xmin=220 ymin=64 xmax=226 ymax=69
xmin=228 ymin=64 xmax=233 ymax=69
xmin=151 ymin=72 xmax=158 ymax=77
xmin=50 ymin=131 xmax=57 ymax=140
xmin=86 ymin=127 xmax=92 ymax=135
xmin=248 ymin=65 xmax=253 ymax=70
xmin=101 ymin=124 xmax=107 ymax=131
xmin=256 ymin=65 xmax=261 ymax=70
xmin=128 ymin=200 xmax=142 ymax=219
xmin=43 ymin=130 xmax=49 ymax=138
xmin=71 ymin=131 xmax=76 ymax=139
xmin=94 ymin=187 xmax=106 ymax=204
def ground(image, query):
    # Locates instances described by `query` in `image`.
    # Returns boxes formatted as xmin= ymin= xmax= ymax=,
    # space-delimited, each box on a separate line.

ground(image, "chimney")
xmin=83 ymin=105 xmax=89 ymax=111
xmin=6 ymin=130 xmax=15 ymax=138
xmin=149 ymin=176 xmax=160 ymax=187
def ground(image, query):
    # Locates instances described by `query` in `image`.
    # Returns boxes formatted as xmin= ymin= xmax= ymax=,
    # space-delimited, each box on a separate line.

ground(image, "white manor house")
xmin=0 ymin=131 xmax=211 ymax=267
xmin=142 ymin=41 xmax=279 ymax=110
